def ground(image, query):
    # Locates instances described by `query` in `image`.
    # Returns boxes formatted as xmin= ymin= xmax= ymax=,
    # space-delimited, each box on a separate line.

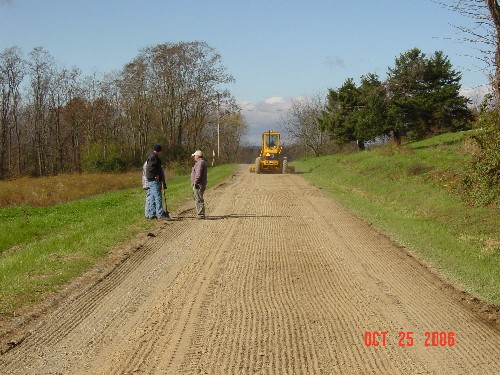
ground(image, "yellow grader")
xmin=249 ymin=130 xmax=291 ymax=174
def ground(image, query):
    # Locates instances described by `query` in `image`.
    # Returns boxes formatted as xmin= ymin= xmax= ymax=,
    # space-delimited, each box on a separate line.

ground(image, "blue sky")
xmin=0 ymin=0 xmax=492 ymax=143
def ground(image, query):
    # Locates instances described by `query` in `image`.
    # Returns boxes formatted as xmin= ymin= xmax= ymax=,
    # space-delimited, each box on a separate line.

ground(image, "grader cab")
xmin=249 ymin=130 xmax=290 ymax=174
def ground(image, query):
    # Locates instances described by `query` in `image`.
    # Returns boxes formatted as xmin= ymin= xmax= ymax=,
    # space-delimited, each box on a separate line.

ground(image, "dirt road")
xmin=1 ymin=166 xmax=499 ymax=374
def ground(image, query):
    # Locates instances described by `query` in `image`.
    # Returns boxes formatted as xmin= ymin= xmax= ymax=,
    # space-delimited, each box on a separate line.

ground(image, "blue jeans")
xmin=147 ymin=181 xmax=164 ymax=218
xmin=144 ymin=188 xmax=151 ymax=218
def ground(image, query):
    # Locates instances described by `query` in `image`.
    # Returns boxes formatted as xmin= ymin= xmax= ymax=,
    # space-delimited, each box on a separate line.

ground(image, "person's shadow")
xmin=176 ymin=213 xmax=290 ymax=221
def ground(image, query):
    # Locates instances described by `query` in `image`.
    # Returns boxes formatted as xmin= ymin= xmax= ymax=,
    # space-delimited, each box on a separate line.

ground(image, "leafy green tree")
xmin=424 ymin=51 xmax=472 ymax=132
xmin=386 ymin=48 xmax=430 ymax=140
xmin=354 ymin=73 xmax=391 ymax=146
xmin=387 ymin=48 xmax=472 ymax=140
xmin=324 ymin=78 xmax=360 ymax=146
xmin=323 ymin=75 xmax=390 ymax=149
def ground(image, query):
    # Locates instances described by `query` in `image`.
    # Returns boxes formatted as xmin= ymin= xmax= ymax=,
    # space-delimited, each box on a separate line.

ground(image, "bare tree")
xmin=119 ymin=58 xmax=153 ymax=161
xmin=282 ymin=94 xmax=328 ymax=157
xmin=486 ymin=0 xmax=500 ymax=103
xmin=0 ymin=46 xmax=25 ymax=178
xmin=436 ymin=0 xmax=500 ymax=104
xmin=203 ymin=95 xmax=247 ymax=163
xmin=27 ymin=47 xmax=55 ymax=176
xmin=142 ymin=41 xmax=235 ymax=153
xmin=0 ymin=41 xmax=241 ymax=176
xmin=100 ymin=72 xmax=126 ymax=156
xmin=54 ymin=67 xmax=82 ymax=172
xmin=62 ymin=96 xmax=87 ymax=172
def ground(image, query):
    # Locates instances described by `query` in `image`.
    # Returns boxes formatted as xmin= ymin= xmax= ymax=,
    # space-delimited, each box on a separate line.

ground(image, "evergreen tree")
xmin=355 ymin=73 xmax=391 ymax=145
xmin=324 ymin=75 xmax=390 ymax=149
xmin=424 ymin=51 xmax=472 ymax=132
xmin=387 ymin=48 xmax=472 ymax=140
xmin=324 ymin=78 xmax=360 ymax=146
xmin=386 ymin=48 xmax=428 ymax=140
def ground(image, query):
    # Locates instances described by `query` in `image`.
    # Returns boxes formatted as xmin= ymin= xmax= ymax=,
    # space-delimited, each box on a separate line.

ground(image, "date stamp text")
xmin=364 ymin=331 xmax=456 ymax=347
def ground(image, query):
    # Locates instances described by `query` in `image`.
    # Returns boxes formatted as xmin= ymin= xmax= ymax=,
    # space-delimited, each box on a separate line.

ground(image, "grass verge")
xmin=293 ymin=132 xmax=499 ymax=306
xmin=0 ymin=164 xmax=237 ymax=317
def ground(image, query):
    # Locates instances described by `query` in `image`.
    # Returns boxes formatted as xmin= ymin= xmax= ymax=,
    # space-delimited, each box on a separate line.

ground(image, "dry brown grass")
xmin=0 ymin=170 xmax=148 ymax=207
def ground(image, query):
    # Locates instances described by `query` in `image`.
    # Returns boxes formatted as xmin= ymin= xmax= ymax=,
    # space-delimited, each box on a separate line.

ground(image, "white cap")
xmin=191 ymin=150 xmax=203 ymax=157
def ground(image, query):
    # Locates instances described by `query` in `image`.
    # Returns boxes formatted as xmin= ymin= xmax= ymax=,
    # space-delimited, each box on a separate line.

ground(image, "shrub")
xmin=461 ymin=107 xmax=500 ymax=207
xmin=82 ymin=144 xmax=132 ymax=173
xmin=167 ymin=160 xmax=191 ymax=176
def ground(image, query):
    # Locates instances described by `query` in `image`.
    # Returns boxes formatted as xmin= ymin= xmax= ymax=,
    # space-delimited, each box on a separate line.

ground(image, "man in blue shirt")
xmin=145 ymin=144 xmax=172 ymax=220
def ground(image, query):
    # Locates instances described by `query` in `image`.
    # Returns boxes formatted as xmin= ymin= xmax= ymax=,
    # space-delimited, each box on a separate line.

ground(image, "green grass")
xmin=0 ymin=164 xmax=237 ymax=317
xmin=293 ymin=132 xmax=499 ymax=305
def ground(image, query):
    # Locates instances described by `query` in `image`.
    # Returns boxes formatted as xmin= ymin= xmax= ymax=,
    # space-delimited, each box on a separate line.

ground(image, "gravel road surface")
xmin=1 ymin=166 xmax=499 ymax=374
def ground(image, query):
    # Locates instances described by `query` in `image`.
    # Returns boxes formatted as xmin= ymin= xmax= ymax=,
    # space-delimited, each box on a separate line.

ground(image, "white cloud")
xmin=238 ymin=100 xmax=255 ymax=111
xmin=460 ymin=85 xmax=492 ymax=107
xmin=238 ymin=96 xmax=297 ymax=145
xmin=264 ymin=96 xmax=286 ymax=105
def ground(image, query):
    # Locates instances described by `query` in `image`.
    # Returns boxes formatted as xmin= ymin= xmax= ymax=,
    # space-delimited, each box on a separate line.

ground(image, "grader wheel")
xmin=255 ymin=157 xmax=261 ymax=174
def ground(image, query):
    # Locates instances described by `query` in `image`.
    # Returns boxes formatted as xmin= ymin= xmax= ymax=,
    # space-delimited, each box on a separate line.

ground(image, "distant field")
xmin=0 ymin=170 xmax=149 ymax=207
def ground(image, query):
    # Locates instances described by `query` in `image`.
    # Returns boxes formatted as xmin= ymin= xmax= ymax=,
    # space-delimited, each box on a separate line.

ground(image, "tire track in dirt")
xmin=80 ymin=175 xmax=248 ymax=374
xmin=176 ymin=174 xmax=417 ymax=374
xmin=173 ymin=171 xmax=498 ymax=374
xmin=1 ymin=222 xmax=193 ymax=373
xmin=1 ymin=166 xmax=499 ymax=374
xmin=288 ymin=174 xmax=500 ymax=373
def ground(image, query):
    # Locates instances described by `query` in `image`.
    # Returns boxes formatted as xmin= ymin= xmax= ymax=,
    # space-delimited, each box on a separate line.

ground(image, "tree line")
xmin=283 ymin=45 xmax=498 ymax=205
xmin=0 ymin=41 xmax=247 ymax=178
xmin=286 ymin=1 xmax=500 ymax=155
xmin=284 ymin=1 xmax=499 ymax=206
xmin=284 ymin=48 xmax=474 ymax=156
xmin=326 ymin=49 xmax=473 ymax=148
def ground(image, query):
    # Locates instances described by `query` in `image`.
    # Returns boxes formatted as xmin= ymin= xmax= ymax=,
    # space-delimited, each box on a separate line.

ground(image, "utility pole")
xmin=217 ymin=92 xmax=220 ymax=158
